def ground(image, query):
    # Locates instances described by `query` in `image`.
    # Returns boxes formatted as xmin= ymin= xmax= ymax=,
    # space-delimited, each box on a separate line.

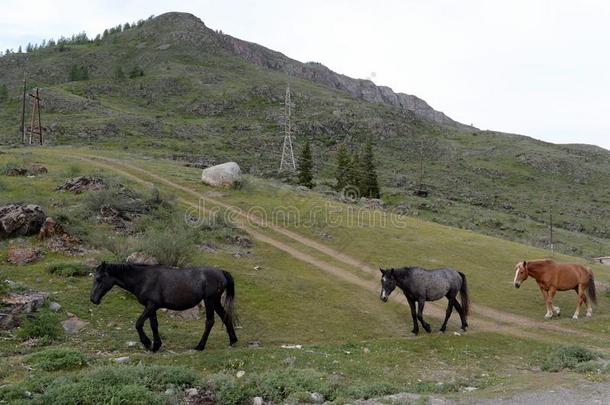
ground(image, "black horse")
xmin=90 ymin=262 xmax=238 ymax=352
xmin=379 ymin=267 xmax=469 ymax=335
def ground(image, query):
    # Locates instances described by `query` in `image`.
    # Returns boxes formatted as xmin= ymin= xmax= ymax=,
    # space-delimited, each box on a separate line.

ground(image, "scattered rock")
xmin=21 ymin=338 xmax=43 ymax=348
xmin=248 ymin=341 xmax=261 ymax=348
xmin=296 ymin=185 xmax=310 ymax=192
xmin=126 ymin=252 xmax=159 ymax=265
xmin=46 ymin=233 xmax=85 ymax=256
xmin=463 ymin=386 xmax=478 ymax=392
xmin=309 ymin=392 xmax=324 ymax=403
xmin=226 ymin=235 xmax=254 ymax=248
xmin=30 ymin=164 xmax=48 ymax=174
xmin=7 ymin=244 xmax=43 ymax=265
xmin=201 ymin=162 xmax=242 ymax=187
xmin=127 ymin=341 xmax=138 ymax=348
xmin=360 ymin=197 xmax=384 ymax=210
xmin=252 ymin=397 xmax=263 ymax=405
xmin=4 ymin=167 xmax=28 ymax=176
xmin=38 ymin=217 xmax=63 ymax=240
xmin=84 ymin=258 xmax=100 ymax=269
xmin=253 ymin=266 xmax=262 ymax=271
xmin=0 ymin=204 xmax=47 ymax=238
xmin=281 ymin=344 xmax=302 ymax=349
xmin=62 ymin=314 xmax=89 ymax=334
xmin=56 ymin=176 xmax=105 ymax=194
xmin=200 ymin=242 xmax=218 ymax=253
xmin=99 ymin=206 xmax=130 ymax=231
xmin=185 ymin=388 xmax=199 ymax=397
xmin=453 ymin=331 xmax=461 ymax=336
xmin=283 ymin=356 xmax=296 ymax=366
xmin=0 ymin=292 xmax=49 ymax=330
xmin=113 ymin=356 xmax=130 ymax=364
xmin=363 ymin=347 xmax=371 ymax=354
xmin=165 ymin=388 xmax=176 ymax=395
xmin=48 ymin=301 xmax=62 ymax=311
xmin=236 ymin=370 xmax=245 ymax=379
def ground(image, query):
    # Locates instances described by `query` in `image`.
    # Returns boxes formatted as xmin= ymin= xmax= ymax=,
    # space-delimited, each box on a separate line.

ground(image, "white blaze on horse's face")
xmin=379 ymin=269 xmax=396 ymax=302
xmin=513 ymin=262 xmax=527 ymax=288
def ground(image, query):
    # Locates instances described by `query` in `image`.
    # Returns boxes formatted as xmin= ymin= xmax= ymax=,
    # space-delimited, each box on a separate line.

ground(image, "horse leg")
xmin=573 ymin=284 xmax=585 ymax=319
xmin=452 ymin=299 xmax=468 ymax=331
xmin=195 ymin=299 xmax=215 ymax=351
xmin=406 ymin=296 xmax=419 ymax=335
xmin=539 ymin=288 xmax=553 ymax=319
xmin=135 ymin=305 xmax=154 ymax=350
xmin=149 ymin=310 xmax=162 ymax=352
xmin=440 ymin=296 xmax=455 ymax=333
xmin=585 ymin=291 xmax=593 ymax=318
xmin=546 ymin=287 xmax=557 ymax=320
xmin=416 ymin=299 xmax=431 ymax=333
xmin=214 ymin=298 xmax=238 ymax=346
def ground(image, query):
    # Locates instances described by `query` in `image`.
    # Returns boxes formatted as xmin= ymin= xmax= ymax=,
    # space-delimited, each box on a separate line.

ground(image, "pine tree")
xmin=17 ymin=45 xmax=22 ymax=53
xmin=335 ymin=144 xmax=350 ymax=191
xmin=360 ymin=142 xmax=380 ymax=198
xmin=0 ymin=84 xmax=8 ymax=104
xmin=297 ymin=141 xmax=314 ymax=189
xmin=347 ymin=151 xmax=361 ymax=195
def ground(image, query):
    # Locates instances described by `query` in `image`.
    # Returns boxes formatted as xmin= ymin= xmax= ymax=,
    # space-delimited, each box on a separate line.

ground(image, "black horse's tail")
xmin=221 ymin=270 xmax=239 ymax=325
xmin=587 ymin=268 xmax=597 ymax=306
xmin=458 ymin=271 xmax=470 ymax=317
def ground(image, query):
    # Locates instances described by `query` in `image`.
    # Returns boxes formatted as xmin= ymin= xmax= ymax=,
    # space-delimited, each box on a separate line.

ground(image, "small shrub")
xmin=16 ymin=309 xmax=62 ymax=343
xmin=26 ymin=348 xmax=88 ymax=371
xmin=541 ymin=346 xmax=598 ymax=372
xmin=138 ymin=224 xmax=195 ymax=267
xmin=47 ymin=262 xmax=90 ymax=277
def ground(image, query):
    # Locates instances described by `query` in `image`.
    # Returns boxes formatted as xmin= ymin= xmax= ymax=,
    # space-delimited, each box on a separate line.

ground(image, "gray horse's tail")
xmin=458 ymin=272 xmax=470 ymax=317
xmin=587 ymin=268 xmax=597 ymax=306
xmin=221 ymin=270 xmax=239 ymax=325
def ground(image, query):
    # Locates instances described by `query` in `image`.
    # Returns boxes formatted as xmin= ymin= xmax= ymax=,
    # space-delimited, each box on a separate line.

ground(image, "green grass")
xmin=47 ymin=261 xmax=90 ymax=277
xmin=0 ymin=147 xmax=609 ymax=403
xmin=25 ymin=347 xmax=88 ymax=371
xmin=15 ymin=309 xmax=63 ymax=343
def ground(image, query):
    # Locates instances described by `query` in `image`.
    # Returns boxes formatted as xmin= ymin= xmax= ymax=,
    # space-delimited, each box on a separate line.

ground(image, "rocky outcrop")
xmin=149 ymin=12 xmax=473 ymax=130
xmin=0 ymin=204 xmax=47 ymax=239
xmin=56 ymin=176 xmax=105 ymax=193
xmin=218 ymin=33 xmax=472 ymax=129
xmin=0 ymin=291 xmax=49 ymax=330
xmin=7 ymin=244 xmax=43 ymax=265
xmin=126 ymin=252 xmax=159 ymax=265
xmin=201 ymin=162 xmax=242 ymax=187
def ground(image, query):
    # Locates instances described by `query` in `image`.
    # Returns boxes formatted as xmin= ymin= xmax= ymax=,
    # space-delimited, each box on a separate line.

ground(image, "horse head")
xmin=513 ymin=261 xmax=528 ymax=288
xmin=379 ymin=268 xmax=397 ymax=302
xmin=90 ymin=261 xmax=115 ymax=304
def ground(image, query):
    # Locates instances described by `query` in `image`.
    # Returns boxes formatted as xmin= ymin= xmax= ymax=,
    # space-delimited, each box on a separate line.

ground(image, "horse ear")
xmin=389 ymin=268 xmax=395 ymax=277
xmin=379 ymin=268 xmax=386 ymax=275
xmin=523 ymin=261 xmax=527 ymax=267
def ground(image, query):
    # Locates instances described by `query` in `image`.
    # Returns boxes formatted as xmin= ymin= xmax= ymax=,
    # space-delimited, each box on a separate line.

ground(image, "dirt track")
xmin=61 ymin=153 xmax=609 ymax=347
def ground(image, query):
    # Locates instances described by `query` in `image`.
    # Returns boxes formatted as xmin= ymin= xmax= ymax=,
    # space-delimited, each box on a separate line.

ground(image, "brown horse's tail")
xmin=587 ymin=268 xmax=597 ymax=306
xmin=221 ymin=270 xmax=239 ymax=326
xmin=458 ymin=271 xmax=470 ymax=317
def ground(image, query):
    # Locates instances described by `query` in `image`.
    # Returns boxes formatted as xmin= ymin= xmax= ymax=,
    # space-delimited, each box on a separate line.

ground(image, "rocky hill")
xmin=0 ymin=11 xmax=608 ymax=257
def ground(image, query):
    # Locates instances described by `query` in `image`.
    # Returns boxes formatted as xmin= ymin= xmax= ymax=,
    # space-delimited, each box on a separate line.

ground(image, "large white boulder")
xmin=201 ymin=162 xmax=242 ymax=187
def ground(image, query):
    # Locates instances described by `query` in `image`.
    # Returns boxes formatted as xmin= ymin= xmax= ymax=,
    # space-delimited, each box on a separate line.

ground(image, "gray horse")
xmin=380 ymin=267 xmax=469 ymax=335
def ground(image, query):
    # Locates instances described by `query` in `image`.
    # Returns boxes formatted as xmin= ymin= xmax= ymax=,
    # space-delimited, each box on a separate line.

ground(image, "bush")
xmin=138 ymin=223 xmax=196 ymax=267
xmin=47 ymin=262 xmax=90 ymax=277
xmin=16 ymin=309 xmax=62 ymax=343
xmin=541 ymin=346 xmax=598 ymax=372
xmin=68 ymin=64 xmax=89 ymax=81
xmin=26 ymin=348 xmax=88 ymax=371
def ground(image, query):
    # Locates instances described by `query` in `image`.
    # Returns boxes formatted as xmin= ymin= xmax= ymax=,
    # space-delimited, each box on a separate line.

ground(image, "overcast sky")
xmin=1 ymin=0 xmax=609 ymax=150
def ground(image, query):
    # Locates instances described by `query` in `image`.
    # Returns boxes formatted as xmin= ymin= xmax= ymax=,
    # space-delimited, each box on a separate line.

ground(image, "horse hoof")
xmin=194 ymin=346 xmax=205 ymax=351
xmin=411 ymin=331 xmax=419 ymax=336
xmin=229 ymin=339 xmax=238 ymax=347
xmin=572 ymin=315 xmax=578 ymax=320
xmin=152 ymin=342 xmax=162 ymax=352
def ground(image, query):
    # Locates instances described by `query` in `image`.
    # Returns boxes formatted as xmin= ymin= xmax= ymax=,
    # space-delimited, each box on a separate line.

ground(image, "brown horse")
xmin=513 ymin=259 xmax=596 ymax=320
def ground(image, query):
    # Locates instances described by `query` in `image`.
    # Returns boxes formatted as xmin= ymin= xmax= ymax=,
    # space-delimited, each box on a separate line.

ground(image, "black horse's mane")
xmin=104 ymin=262 xmax=147 ymax=274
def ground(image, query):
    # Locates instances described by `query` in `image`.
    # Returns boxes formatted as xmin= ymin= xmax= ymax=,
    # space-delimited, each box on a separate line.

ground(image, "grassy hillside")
xmin=1 ymin=146 xmax=610 ymax=403
xmin=0 ymin=14 xmax=608 ymax=261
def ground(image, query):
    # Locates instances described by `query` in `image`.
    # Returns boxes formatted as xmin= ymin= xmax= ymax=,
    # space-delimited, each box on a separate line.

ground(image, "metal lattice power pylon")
xmin=279 ymin=86 xmax=296 ymax=172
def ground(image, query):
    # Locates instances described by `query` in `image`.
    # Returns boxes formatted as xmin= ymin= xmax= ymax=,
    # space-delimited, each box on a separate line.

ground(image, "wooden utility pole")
xmin=20 ymin=74 xmax=27 ymax=143
xmin=27 ymin=88 xmax=43 ymax=145
xmin=279 ymin=86 xmax=296 ymax=172
xmin=549 ymin=205 xmax=554 ymax=255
